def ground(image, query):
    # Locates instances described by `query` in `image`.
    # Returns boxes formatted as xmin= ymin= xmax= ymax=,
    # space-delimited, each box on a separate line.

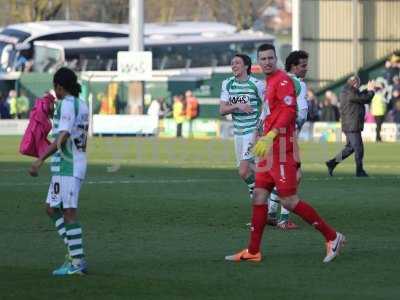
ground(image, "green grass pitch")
xmin=0 ymin=136 xmax=399 ymax=299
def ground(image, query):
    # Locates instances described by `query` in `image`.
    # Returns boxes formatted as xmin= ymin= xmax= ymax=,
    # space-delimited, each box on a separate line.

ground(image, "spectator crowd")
xmin=2 ymin=52 xmax=400 ymax=142
xmin=0 ymin=89 xmax=30 ymax=119
xmin=147 ymin=89 xmax=199 ymax=138
xmin=305 ymin=52 xmax=400 ymax=132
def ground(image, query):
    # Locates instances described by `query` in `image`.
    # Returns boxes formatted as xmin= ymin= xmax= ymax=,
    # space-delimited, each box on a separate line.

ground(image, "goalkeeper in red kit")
xmin=225 ymin=44 xmax=345 ymax=263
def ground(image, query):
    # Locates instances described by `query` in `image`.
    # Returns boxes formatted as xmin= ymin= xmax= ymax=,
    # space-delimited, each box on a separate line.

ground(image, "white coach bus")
xmin=0 ymin=21 xmax=239 ymax=73
xmin=0 ymin=21 xmax=131 ymax=73
xmin=32 ymin=31 xmax=275 ymax=74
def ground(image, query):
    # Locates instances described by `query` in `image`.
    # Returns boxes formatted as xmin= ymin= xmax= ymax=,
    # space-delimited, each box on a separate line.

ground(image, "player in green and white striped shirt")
xmin=220 ymin=54 xmax=266 ymax=199
xmin=29 ymin=67 xmax=89 ymax=275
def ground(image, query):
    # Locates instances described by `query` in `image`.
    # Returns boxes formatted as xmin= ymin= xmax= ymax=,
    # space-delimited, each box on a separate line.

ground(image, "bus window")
xmin=0 ymin=44 xmax=13 ymax=71
xmin=148 ymin=45 xmax=186 ymax=70
xmin=33 ymin=45 xmax=63 ymax=72
xmin=66 ymin=58 xmax=79 ymax=71
xmin=164 ymin=45 xmax=188 ymax=69
xmin=146 ymin=40 xmax=264 ymax=70
xmin=35 ymin=31 xmax=127 ymax=43
xmin=188 ymin=44 xmax=211 ymax=68
xmin=216 ymin=43 xmax=235 ymax=66
xmin=105 ymin=59 xmax=115 ymax=71
xmin=84 ymin=54 xmax=108 ymax=71
xmin=146 ymin=46 xmax=163 ymax=70
xmin=30 ymin=31 xmax=275 ymax=73
xmin=0 ymin=23 xmax=129 ymax=72
xmin=236 ymin=41 xmax=262 ymax=64
xmin=188 ymin=42 xmax=235 ymax=68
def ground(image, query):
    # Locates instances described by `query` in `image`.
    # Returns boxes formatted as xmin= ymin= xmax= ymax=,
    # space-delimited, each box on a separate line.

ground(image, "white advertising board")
xmin=117 ymin=51 xmax=152 ymax=81
xmin=0 ymin=120 xmax=29 ymax=135
xmin=93 ymin=115 xmax=158 ymax=135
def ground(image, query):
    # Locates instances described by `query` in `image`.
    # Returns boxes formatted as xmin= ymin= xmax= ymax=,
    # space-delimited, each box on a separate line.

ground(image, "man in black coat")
xmin=325 ymin=75 xmax=375 ymax=177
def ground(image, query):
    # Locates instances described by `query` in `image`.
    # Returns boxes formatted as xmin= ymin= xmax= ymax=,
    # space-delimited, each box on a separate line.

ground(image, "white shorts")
xmin=234 ymin=132 xmax=256 ymax=166
xmin=46 ymin=176 xmax=83 ymax=209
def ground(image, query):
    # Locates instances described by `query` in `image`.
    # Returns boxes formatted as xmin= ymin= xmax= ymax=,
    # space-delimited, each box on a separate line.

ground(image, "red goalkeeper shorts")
xmin=255 ymin=157 xmax=300 ymax=197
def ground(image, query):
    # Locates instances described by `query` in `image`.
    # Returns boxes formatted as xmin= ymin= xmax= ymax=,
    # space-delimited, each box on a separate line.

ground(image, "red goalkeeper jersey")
xmin=263 ymin=69 xmax=297 ymax=160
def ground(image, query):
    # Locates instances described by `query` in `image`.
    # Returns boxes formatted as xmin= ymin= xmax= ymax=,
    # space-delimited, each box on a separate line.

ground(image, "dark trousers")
xmin=334 ymin=131 xmax=364 ymax=172
xmin=176 ymin=123 xmax=182 ymax=138
xmin=374 ymin=115 xmax=384 ymax=142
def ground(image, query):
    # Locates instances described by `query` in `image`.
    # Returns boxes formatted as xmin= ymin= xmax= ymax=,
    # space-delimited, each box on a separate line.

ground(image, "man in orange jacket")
xmin=185 ymin=90 xmax=199 ymax=138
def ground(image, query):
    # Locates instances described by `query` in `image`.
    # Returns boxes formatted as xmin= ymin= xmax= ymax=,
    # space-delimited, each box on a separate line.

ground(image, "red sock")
xmin=293 ymin=200 xmax=336 ymax=241
xmin=248 ymin=204 xmax=267 ymax=254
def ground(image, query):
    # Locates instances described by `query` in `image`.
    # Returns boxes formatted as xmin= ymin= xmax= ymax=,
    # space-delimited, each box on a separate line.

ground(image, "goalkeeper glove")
xmin=252 ymin=131 xmax=278 ymax=158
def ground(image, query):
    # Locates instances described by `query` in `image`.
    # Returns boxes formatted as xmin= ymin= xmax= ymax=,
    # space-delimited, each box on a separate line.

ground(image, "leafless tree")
xmin=8 ymin=0 xmax=63 ymax=22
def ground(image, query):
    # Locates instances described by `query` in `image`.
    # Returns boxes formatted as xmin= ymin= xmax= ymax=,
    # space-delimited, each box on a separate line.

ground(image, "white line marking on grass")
xmin=0 ymin=178 xmax=236 ymax=187
xmin=0 ymin=168 xmax=27 ymax=172
xmin=304 ymin=176 xmax=400 ymax=181
xmin=304 ymin=163 xmax=400 ymax=169
xmin=1 ymin=176 xmax=399 ymax=187
xmin=85 ymin=178 xmax=236 ymax=185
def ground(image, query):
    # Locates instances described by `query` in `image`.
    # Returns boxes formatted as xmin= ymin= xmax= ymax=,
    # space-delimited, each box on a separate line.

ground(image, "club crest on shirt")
xmin=229 ymin=95 xmax=249 ymax=104
xmin=283 ymin=96 xmax=293 ymax=105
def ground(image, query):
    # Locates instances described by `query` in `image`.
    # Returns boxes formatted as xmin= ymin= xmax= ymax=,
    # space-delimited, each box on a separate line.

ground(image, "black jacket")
xmin=339 ymin=85 xmax=374 ymax=132
xmin=321 ymin=105 xmax=340 ymax=122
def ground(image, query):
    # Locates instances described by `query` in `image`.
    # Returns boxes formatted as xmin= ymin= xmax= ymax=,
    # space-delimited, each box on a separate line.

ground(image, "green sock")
xmin=51 ymin=209 xmax=68 ymax=246
xmin=279 ymin=208 xmax=290 ymax=222
xmin=65 ymin=222 xmax=85 ymax=261
xmin=268 ymin=188 xmax=279 ymax=216
xmin=244 ymin=174 xmax=255 ymax=198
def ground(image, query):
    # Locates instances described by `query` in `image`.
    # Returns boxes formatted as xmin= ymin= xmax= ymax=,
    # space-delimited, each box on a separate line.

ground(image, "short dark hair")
xmin=257 ymin=43 xmax=276 ymax=56
xmin=285 ymin=50 xmax=309 ymax=72
xmin=53 ymin=67 xmax=81 ymax=97
xmin=233 ymin=53 xmax=252 ymax=75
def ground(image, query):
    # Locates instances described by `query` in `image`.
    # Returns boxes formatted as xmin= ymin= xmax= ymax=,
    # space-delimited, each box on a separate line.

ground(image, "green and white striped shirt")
xmin=51 ymin=95 xmax=89 ymax=179
xmin=288 ymin=73 xmax=309 ymax=123
xmin=220 ymin=76 xmax=265 ymax=136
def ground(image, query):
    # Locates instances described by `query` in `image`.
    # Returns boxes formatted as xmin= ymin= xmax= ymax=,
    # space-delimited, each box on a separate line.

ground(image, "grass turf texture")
xmin=0 ymin=136 xmax=399 ymax=300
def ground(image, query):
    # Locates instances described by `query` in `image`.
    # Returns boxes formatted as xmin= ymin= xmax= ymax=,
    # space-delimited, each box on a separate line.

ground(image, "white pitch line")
xmin=2 ymin=163 xmax=400 ymax=174
xmin=0 ymin=178 xmax=235 ymax=187
xmin=0 ymin=175 xmax=399 ymax=187
xmin=304 ymin=176 xmax=400 ymax=181
xmin=85 ymin=178 xmax=235 ymax=185
xmin=0 ymin=168 xmax=29 ymax=172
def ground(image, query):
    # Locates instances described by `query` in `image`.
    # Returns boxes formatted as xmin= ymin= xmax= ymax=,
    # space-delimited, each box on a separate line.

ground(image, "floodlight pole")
xmin=129 ymin=0 xmax=144 ymax=51
xmin=292 ymin=0 xmax=301 ymax=51
xmin=128 ymin=0 xmax=144 ymax=114
xmin=352 ymin=0 xmax=358 ymax=74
